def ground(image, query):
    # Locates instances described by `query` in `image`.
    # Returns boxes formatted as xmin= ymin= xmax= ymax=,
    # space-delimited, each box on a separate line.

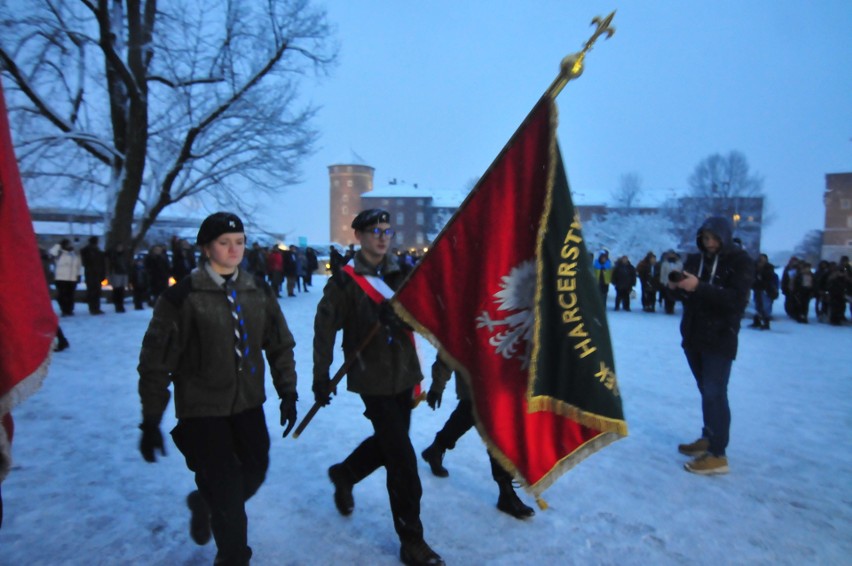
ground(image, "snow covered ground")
xmin=2 ymin=281 xmax=850 ymax=565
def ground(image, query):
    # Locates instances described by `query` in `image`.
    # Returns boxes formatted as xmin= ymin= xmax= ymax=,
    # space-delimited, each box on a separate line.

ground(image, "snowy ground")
xmin=2 ymin=280 xmax=850 ymax=565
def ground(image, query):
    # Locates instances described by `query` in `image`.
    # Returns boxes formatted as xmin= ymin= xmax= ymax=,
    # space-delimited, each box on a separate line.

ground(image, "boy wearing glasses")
xmin=312 ymin=209 xmax=444 ymax=566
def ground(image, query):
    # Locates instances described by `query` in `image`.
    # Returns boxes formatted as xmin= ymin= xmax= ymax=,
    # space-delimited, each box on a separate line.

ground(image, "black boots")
xmin=748 ymin=315 xmax=762 ymax=328
xmin=421 ymin=443 xmax=448 ymax=478
xmin=328 ymin=464 xmax=354 ymax=516
xmin=186 ymin=490 xmax=212 ymax=545
xmin=496 ymin=480 xmax=535 ymax=519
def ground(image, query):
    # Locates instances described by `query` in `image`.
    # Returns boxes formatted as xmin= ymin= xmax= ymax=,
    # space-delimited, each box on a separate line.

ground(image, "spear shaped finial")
xmin=546 ymin=11 xmax=616 ymax=99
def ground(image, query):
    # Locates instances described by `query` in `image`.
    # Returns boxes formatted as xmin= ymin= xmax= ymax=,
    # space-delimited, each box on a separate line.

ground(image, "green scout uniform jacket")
xmin=138 ymin=264 xmax=296 ymax=423
xmin=313 ymin=251 xmax=423 ymax=396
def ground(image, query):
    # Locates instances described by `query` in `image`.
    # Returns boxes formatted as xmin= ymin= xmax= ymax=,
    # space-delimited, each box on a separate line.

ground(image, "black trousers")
xmin=614 ymin=289 xmax=631 ymax=311
xmin=85 ymin=277 xmax=102 ymax=312
xmin=340 ymin=389 xmax=424 ymax=544
xmin=434 ymin=399 xmax=513 ymax=484
xmin=55 ymin=281 xmax=77 ymax=315
xmin=171 ymin=405 xmax=270 ymax=564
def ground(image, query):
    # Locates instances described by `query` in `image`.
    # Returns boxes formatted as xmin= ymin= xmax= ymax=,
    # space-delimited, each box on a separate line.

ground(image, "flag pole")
xmin=544 ymin=11 xmax=616 ymax=100
xmin=393 ymin=11 xmax=616 ymax=296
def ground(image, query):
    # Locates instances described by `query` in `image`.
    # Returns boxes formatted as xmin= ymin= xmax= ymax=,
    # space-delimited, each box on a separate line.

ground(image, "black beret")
xmin=196 ymin=212 xmax=245 ymax=246
xmin=351 ymin=208 xmax=391 ymax=231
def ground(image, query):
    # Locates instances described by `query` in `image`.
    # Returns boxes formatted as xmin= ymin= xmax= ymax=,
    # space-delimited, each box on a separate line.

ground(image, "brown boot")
xmin=684 ymin=453 xmax=729 ymax=475
xmin=677 ymin=437 xmax=709 ymax=457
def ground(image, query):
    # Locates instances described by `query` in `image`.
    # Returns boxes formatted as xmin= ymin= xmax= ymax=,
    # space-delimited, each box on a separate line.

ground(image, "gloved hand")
xmin=280 ymin=392 xmax=298 ymax=437
xmin=378 ymin=301 xmax=409 ymax=331
xmin=313 ymin=376 xmax=335 ymax=406
xmin=139 ymin=419 xmax=166 ymax=463
xmin=426 ymin=390 xmax=442 ymax=410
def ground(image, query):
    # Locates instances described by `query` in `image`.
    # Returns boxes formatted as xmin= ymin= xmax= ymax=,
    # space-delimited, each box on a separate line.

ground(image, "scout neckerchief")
xmin=342 ymin=259 xmax=424 ymax=405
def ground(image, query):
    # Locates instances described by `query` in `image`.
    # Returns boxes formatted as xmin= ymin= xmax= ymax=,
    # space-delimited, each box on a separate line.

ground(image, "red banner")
xmin=0 ymin=80 xmax=57 ymax=484
xmin=394 ymin=97 xmax=625 ymax=496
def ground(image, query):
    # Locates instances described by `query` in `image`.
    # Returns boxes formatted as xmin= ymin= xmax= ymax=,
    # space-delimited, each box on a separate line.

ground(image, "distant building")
xmin=822 ymin=172 xmax=852 ymax=261
xmin=30 ymin=207 xmax=201 ymax=251
xmin=328 ymin=163 xmax=375 ymax=246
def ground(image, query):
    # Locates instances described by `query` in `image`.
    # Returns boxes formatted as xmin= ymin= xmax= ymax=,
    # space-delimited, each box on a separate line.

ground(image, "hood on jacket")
xmin=696 ymin=216 xmax=734 ymax=255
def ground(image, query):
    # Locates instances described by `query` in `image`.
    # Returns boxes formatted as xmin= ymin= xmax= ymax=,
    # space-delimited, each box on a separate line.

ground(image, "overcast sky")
xmin=254 ymin=0 xmax=852 ymax=253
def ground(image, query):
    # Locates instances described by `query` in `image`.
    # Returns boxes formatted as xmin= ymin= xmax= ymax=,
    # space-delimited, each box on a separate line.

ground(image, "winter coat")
xmin=612 ymin=262 xmax=637 ymax=291
xmin=752 ymin=262 xmax=778 ymax=299
xmin=658 ymin=255 xmax=683 ymax=283
xmin=81 ymin=243 xmax=106 ymax=283
xmin=313 ymin=251 xmax=423 ymax=396
xmin=266 ymin=249 xmax=284 ymax=274
xmin=636 ymin=258 xmax=658 ymax=290
xmin=593 ymin=256 xmax=613 ymax=285
xmin=138 ymin=264 xmax=297 ymax=422
xmin=678 ymin=217 xmax=754 ymax=360
xmin=145 ymin=252 xmax=171 ymax=291
xmin=50 ymin=244 xmax=82 ymax=282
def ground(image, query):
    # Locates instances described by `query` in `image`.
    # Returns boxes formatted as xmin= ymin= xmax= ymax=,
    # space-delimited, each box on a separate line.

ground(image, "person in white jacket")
xmin=50 ymin=239 xmax=82 ymax=316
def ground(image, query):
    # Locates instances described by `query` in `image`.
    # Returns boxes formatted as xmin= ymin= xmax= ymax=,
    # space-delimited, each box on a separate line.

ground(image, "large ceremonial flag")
xmin=0 ymin=80 xmax=58 ymax=497
xmin=393 ymin=95 xmax=627 ymax=497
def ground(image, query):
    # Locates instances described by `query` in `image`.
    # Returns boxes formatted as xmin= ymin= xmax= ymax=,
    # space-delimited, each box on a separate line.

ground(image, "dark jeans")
xmin=753 ymin=290 xmax=773 ymax=323
xmin=171 ymin=405 xmax=270 ymax=564
xmin=434 ymin=399 xmax=512 ymax=484
xmin=340 ymin=389 xmax=423 ymax=543
xmin=684 ymin=350 xmax=732 ymax=457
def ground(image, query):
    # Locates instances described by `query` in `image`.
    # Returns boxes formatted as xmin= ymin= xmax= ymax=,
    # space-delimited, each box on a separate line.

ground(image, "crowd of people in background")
xmin=39 ymin=233 xmax=852 ymax=336
xmin=592 ymin=247 xmax=852 ymax=328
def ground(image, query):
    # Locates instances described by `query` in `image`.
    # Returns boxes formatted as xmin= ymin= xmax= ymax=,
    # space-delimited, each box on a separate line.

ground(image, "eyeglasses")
xmin=367 ymin=227 xmax=395 ymax=239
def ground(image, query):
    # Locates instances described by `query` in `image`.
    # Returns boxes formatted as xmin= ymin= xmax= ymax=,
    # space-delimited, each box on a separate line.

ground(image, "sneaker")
xmin=421 ymin=443 xmax=449 ymax=478
xmin=328 ymin=464 xmax=354 ymax=516
xmin=186 ymin=490 xmax=212 ymax=545
xmin=400 ymin=539 xmax=445 ymax=566
xmin=684 ymin=453 xmax=729 ymax=475
xmin=677 ymin=437 xmax=709 ymax=457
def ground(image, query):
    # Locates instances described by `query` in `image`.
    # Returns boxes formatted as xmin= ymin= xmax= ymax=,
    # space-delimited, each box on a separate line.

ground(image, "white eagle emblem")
xmin=475 ymin=260 xmax=536 ymax=368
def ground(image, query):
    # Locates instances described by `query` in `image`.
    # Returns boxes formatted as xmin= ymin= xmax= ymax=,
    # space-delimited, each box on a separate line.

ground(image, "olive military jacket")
xmin=313 ymin=251 xmax=423 ymax=396
xmin=138 ymin=264 xmax=297 ymax=422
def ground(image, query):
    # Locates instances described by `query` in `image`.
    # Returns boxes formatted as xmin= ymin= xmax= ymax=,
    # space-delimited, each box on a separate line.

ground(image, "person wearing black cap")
xmin=313 ymin=208 xmax=444 ymax=566
xmin=668 ymin=216 xmax=753 ymax=475
xmin=138 ymin=212 xmax=298 ymax=565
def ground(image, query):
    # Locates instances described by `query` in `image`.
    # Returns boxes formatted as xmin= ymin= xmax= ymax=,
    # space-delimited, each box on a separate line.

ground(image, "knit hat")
xmin=351 ymin=208 xmax=390 ymax=231
xmin=196 ymin=212 xmax=244 ymax=246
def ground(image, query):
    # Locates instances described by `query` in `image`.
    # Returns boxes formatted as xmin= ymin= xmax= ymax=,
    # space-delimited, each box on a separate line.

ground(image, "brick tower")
xmin=329 ymin=163 xmax=374 ymax=246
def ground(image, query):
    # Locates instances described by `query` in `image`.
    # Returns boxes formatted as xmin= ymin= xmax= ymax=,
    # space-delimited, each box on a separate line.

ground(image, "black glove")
xmin=313 ymin=376 xmax=335 ymax=406
xmin=378 ymin=301 xmax=408 ymax=331
xmin=139 ymin=420 xmax=165 ymax=463
xmin=426 ymin=390 xmax=442 ymax=410
xmin=280 ymin=392 xmax=298 ymax=438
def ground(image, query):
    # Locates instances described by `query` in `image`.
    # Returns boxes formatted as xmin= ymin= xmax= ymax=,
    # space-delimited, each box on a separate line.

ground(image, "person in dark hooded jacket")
xmin=668 ymin=216 xmax=753 ymax=475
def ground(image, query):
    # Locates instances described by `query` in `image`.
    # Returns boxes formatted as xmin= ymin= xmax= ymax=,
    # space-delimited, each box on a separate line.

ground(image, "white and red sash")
xmin=342 ymin=261 xmax=424 ymax=405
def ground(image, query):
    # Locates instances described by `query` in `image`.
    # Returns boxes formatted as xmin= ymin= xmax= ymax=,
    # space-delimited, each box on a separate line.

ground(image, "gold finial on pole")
xmin=546 ymin=11 xmax=616 ymax=99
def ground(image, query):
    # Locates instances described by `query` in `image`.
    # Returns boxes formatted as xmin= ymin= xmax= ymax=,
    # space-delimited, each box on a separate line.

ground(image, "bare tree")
xmin=665 ymin=150 xmax=766 ymax=250
xmin=0 ymin=0 xmax=336 ymax=253
xmin=611 ymin=172 xmax=642 ymax=210
xmin=794 ymin=229 xmax=823 ymax=264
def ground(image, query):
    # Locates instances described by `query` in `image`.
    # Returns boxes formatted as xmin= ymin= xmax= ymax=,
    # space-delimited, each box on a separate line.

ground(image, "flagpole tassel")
xmin=535 ymin=497 xmax=549 ymax=511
